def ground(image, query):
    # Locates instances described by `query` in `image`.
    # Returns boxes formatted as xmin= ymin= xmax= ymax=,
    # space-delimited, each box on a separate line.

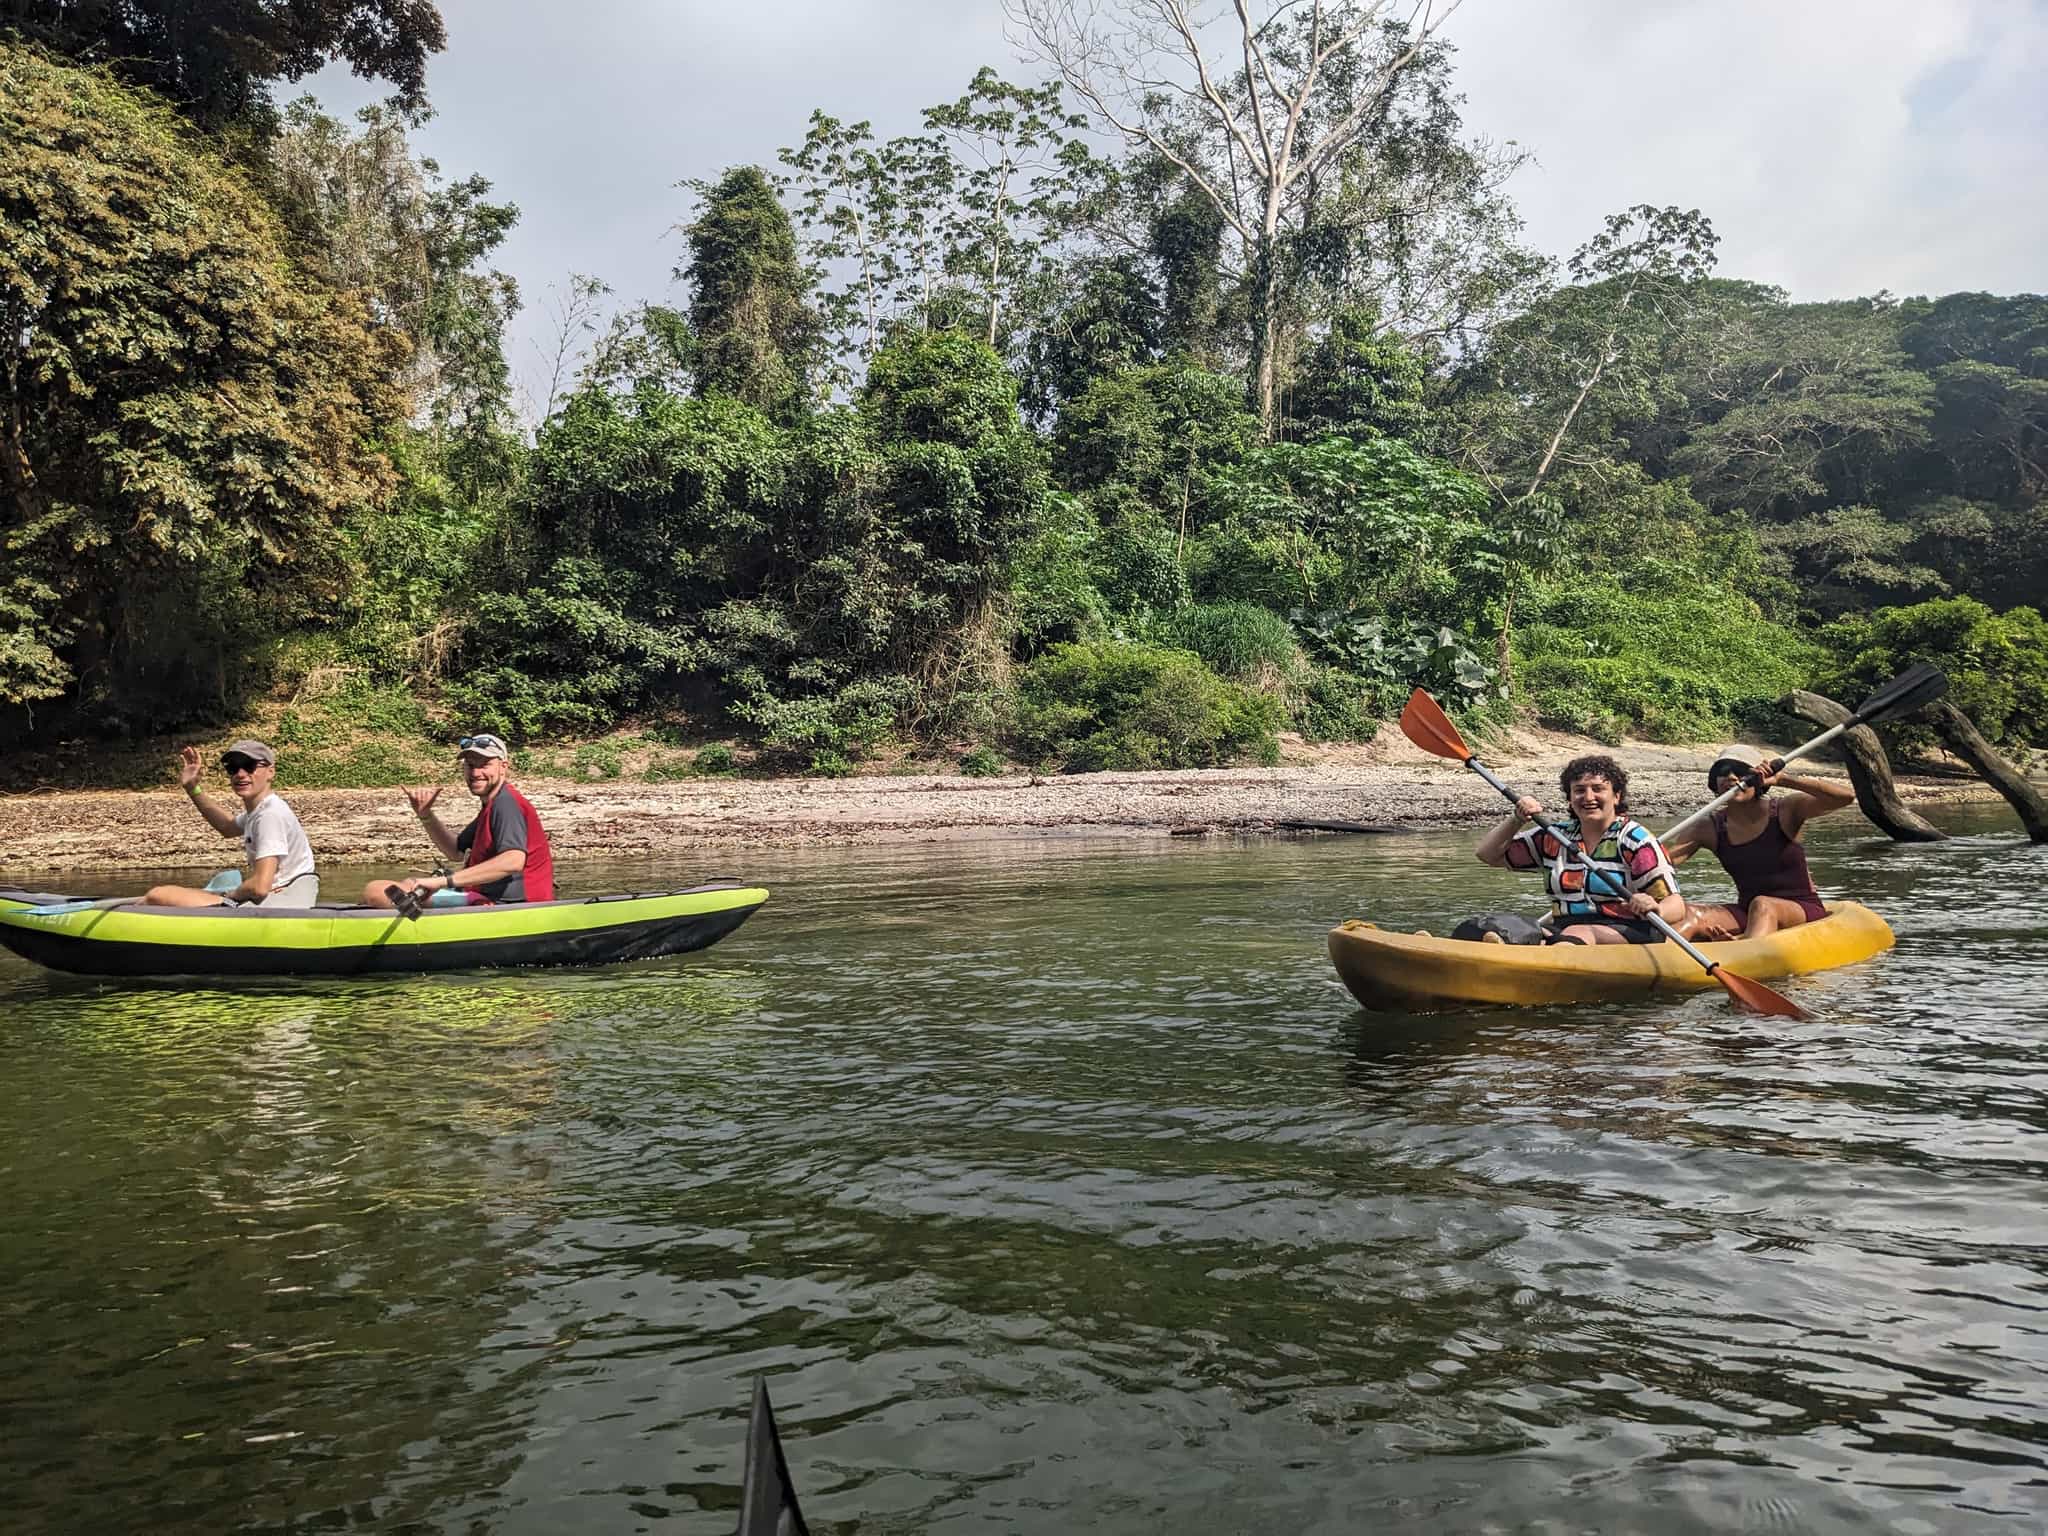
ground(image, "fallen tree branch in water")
xmin=1779 ymin=689 xmax=1947 ymax=842
xmin=1927 ymin=699 xmax=2047 ymax=842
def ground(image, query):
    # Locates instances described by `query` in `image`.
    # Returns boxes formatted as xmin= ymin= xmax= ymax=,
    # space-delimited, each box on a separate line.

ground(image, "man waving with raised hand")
xmin=144 ymin=741 xmax=320 ymax=908
xmin=361 ymin=733 xmax=555 ymax=909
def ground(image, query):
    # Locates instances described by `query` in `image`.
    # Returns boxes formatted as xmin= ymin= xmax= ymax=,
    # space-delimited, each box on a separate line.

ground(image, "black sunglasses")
xmin=221 ymin=756 xmax=261 ymax=773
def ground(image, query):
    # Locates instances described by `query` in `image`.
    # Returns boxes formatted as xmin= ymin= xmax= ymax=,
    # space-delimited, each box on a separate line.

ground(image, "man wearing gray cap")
xmin=361 ymin=732 xmax=555 ymax=909
xmin=143 ymin=741 xmax=321 ymax=908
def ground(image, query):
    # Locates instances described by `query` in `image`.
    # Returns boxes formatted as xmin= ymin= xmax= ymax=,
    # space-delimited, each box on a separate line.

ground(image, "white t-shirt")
xmin=236 ymin=793 xmax=318 ymax=906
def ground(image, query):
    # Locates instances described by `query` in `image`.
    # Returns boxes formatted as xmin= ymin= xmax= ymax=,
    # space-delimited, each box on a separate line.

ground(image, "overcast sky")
xmin=308 ymin=0 xmax=2048 ymax=416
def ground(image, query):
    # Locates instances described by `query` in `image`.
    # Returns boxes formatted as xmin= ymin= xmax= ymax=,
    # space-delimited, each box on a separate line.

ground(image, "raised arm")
xmin=176 ymin=747 xmax=241 ymax=838
xmin=1476 ymin=795 xmax=1544 ymax=867
xmin=1766 ymin=764 xmax=1856 ymax=836
xmin=407 ymin=786 xmax=463 ymax=861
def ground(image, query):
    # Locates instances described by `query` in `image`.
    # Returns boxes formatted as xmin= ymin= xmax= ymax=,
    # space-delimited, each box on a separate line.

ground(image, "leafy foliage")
xmin=1819 ymin=598 xmax=2048 ymax=749
xmin=1192 ymin=432 xmax=1495 ymax=620
xmin=4 ymin=0 xmax=447 ymax=128
xmin=1515 ymin=569 xmax=1818 ymax=743
xmin=6 ymin=26 xmax=2045 ymax=782
xmin=0 ymin=46 xmax=405 ymax=727
xmin=1008 ymin=640 xmax=1281 ymax=771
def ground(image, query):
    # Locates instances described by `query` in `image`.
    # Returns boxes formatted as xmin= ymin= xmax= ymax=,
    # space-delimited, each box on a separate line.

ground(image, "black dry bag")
xmin=1450 ymin=911 xmax=1547 ymax=945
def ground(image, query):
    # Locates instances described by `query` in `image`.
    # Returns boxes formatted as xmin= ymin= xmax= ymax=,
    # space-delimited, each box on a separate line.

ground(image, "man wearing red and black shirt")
xmin=361 ymin=733 xmax=555 ymax=908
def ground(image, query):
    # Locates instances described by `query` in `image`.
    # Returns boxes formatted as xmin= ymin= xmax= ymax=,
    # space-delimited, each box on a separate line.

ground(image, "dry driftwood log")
xmin=1779 ymin=689 xmax=1947 ymax=842
xmin=1928 ymin=698 xmax=2048 ymax=842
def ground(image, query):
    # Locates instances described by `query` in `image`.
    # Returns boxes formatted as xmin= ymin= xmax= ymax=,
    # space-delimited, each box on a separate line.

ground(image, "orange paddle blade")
xmin=1398 ymin=687 xmax=1472 ymax=763
xmin=1713 ymin=967 xmax=1809 ymax=1020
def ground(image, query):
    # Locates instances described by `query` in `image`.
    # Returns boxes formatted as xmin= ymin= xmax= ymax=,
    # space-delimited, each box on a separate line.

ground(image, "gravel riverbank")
xmin=0 ymin=728 xmax=2008 ymax=875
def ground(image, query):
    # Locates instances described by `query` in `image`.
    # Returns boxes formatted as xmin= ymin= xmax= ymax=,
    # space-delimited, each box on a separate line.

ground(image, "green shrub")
xmin=692 ymin=743 xmax=738 ymax=775
xmin=1293 ymin=609 xmax=1495 ymax=706
xmin=1008 ymin=640 xmax=1281 ymax=772
xmin=1161 ymin=601 xmax=1302 ymax=683
xmin=959 ymin=745 xmax=1005 ymax=777
xmin=572 ymin=741 xmax=623 ymax=780
xmin=1515 ymin=568 xmax=1817 ymax=743
xmin=1819 ymin=597 xmax=2048 ymax=748
xmin=1295 ymin=668 xmax=1381 ymax=743
xmin=1009 ymin=491 xmax=1112 ymax=653
xmin=736 ymin=675 xmax=908 ymax=775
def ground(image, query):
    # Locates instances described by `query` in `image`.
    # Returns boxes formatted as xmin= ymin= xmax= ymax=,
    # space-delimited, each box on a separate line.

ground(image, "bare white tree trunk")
xmin=1007 ymin=0 xmax=1460 ymax=436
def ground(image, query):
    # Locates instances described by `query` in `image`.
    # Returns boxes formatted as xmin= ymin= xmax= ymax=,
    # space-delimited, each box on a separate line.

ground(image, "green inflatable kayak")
xmin=0 ymin=883 xmax=767 ymax=978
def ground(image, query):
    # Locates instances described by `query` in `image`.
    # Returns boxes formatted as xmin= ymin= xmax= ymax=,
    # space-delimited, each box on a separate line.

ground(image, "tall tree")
xmin=778 ymin=111 xmax=948 ymax=375
xmin=1007 ymin=0 xmax=1465 ymax=434
xmin=925 ymin=67 xmax=1090 ymax=349
xmin=0 ymin=45 xmax=405 ymax=721
xmin=682 ymin=166 xmax=820 ymax=420
xmin=779 ymin=74 xmax=1096 ymax=380
xmin=1449 ymin=205 xmax=1719 ymax=679
xmin=0 ymin=0 xmax=446 ymax=128
xmin=267 ymin=98 xmax=521 ymax=487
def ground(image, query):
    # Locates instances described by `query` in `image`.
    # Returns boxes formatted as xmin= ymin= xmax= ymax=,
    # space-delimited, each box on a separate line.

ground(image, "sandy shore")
xmin=0 ymin=727 xmax=2009 ymax=875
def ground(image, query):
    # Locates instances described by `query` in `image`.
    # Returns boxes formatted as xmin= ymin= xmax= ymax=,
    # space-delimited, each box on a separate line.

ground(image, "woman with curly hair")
xmin=1475 ymin=753 xmax=1685 ymax=945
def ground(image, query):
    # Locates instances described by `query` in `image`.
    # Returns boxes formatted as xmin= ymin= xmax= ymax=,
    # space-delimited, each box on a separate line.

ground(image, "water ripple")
xmin=2 ymin=810 xmax=2044 ymax=1532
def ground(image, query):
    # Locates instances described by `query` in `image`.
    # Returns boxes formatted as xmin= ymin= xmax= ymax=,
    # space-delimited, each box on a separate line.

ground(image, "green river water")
xmin=1 ymin=805 xmax=2044 ymax=1533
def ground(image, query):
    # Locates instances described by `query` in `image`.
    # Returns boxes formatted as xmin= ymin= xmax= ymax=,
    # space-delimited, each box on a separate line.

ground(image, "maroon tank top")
xmin=1711 ymin=801 xmax=1820 ymax=908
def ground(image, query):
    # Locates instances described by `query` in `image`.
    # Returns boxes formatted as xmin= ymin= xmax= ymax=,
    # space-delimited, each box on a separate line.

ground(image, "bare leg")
xmin=1740 ymin=896 xmax=1810 ymax=939
xmin=1557 ymin=922 xmax=1635 ymax=945
xmin=1678 ymin=903 xmax=1744 ymax=941
xmin=142 ymin=884 xmax=229 ymax=908
xmin=360 ymin=879 xmax=402 ymax=909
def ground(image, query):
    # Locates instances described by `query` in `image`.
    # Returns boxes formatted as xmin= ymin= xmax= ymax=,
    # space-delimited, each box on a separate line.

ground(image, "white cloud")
xmin=1448 ymin=0 xmax=2046 ymax=298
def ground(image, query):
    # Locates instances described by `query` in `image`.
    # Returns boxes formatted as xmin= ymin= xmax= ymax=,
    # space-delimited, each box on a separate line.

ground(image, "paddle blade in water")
xmin=1398 ymin=688 xmax=1472 ymax=762
xmin=736 ymin=1377 xmax=810 ymax=1536
xmin=1714 ymin=967 xmax=1810 ymax=1020
xmin=1851 ymin=662 xmax=1948 ymax=727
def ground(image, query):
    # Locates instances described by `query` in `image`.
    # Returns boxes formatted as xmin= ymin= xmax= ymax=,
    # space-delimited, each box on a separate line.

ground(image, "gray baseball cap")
xmin=221 ymin=740 xmax=276 ymax=767
xmin=458 ymin=732 xmax=510 ymax=761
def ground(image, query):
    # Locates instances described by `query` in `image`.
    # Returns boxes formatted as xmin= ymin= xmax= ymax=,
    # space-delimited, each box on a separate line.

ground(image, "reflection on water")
xmin=2 ymin=807 xmax=2044 ymax=1532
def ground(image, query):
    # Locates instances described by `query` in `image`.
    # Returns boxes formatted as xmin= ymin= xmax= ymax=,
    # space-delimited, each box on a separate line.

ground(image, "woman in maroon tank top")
xmin=1667 ymin=744 xmax=1856 ymax=940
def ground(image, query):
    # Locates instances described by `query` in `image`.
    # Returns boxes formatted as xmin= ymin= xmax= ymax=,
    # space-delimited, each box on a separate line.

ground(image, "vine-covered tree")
xmin=683 ymin=166 xmax=820 ymax=421
xmin=0 ymin=45 xmax=405 ymax=724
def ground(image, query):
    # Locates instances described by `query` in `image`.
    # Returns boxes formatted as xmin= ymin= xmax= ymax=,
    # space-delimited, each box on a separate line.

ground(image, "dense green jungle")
xmin=3 ymin=5 xmax=2044 ymax=790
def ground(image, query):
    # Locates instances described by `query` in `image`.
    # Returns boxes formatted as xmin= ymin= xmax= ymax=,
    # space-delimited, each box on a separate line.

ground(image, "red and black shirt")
xmin=455 ymin=783 xmax=555 ymax=903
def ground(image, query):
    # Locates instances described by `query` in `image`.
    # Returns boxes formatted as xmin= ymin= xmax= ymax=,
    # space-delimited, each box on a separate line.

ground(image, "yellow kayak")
xmin=1329 ymin=902 xmax=1894 ymax=1012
